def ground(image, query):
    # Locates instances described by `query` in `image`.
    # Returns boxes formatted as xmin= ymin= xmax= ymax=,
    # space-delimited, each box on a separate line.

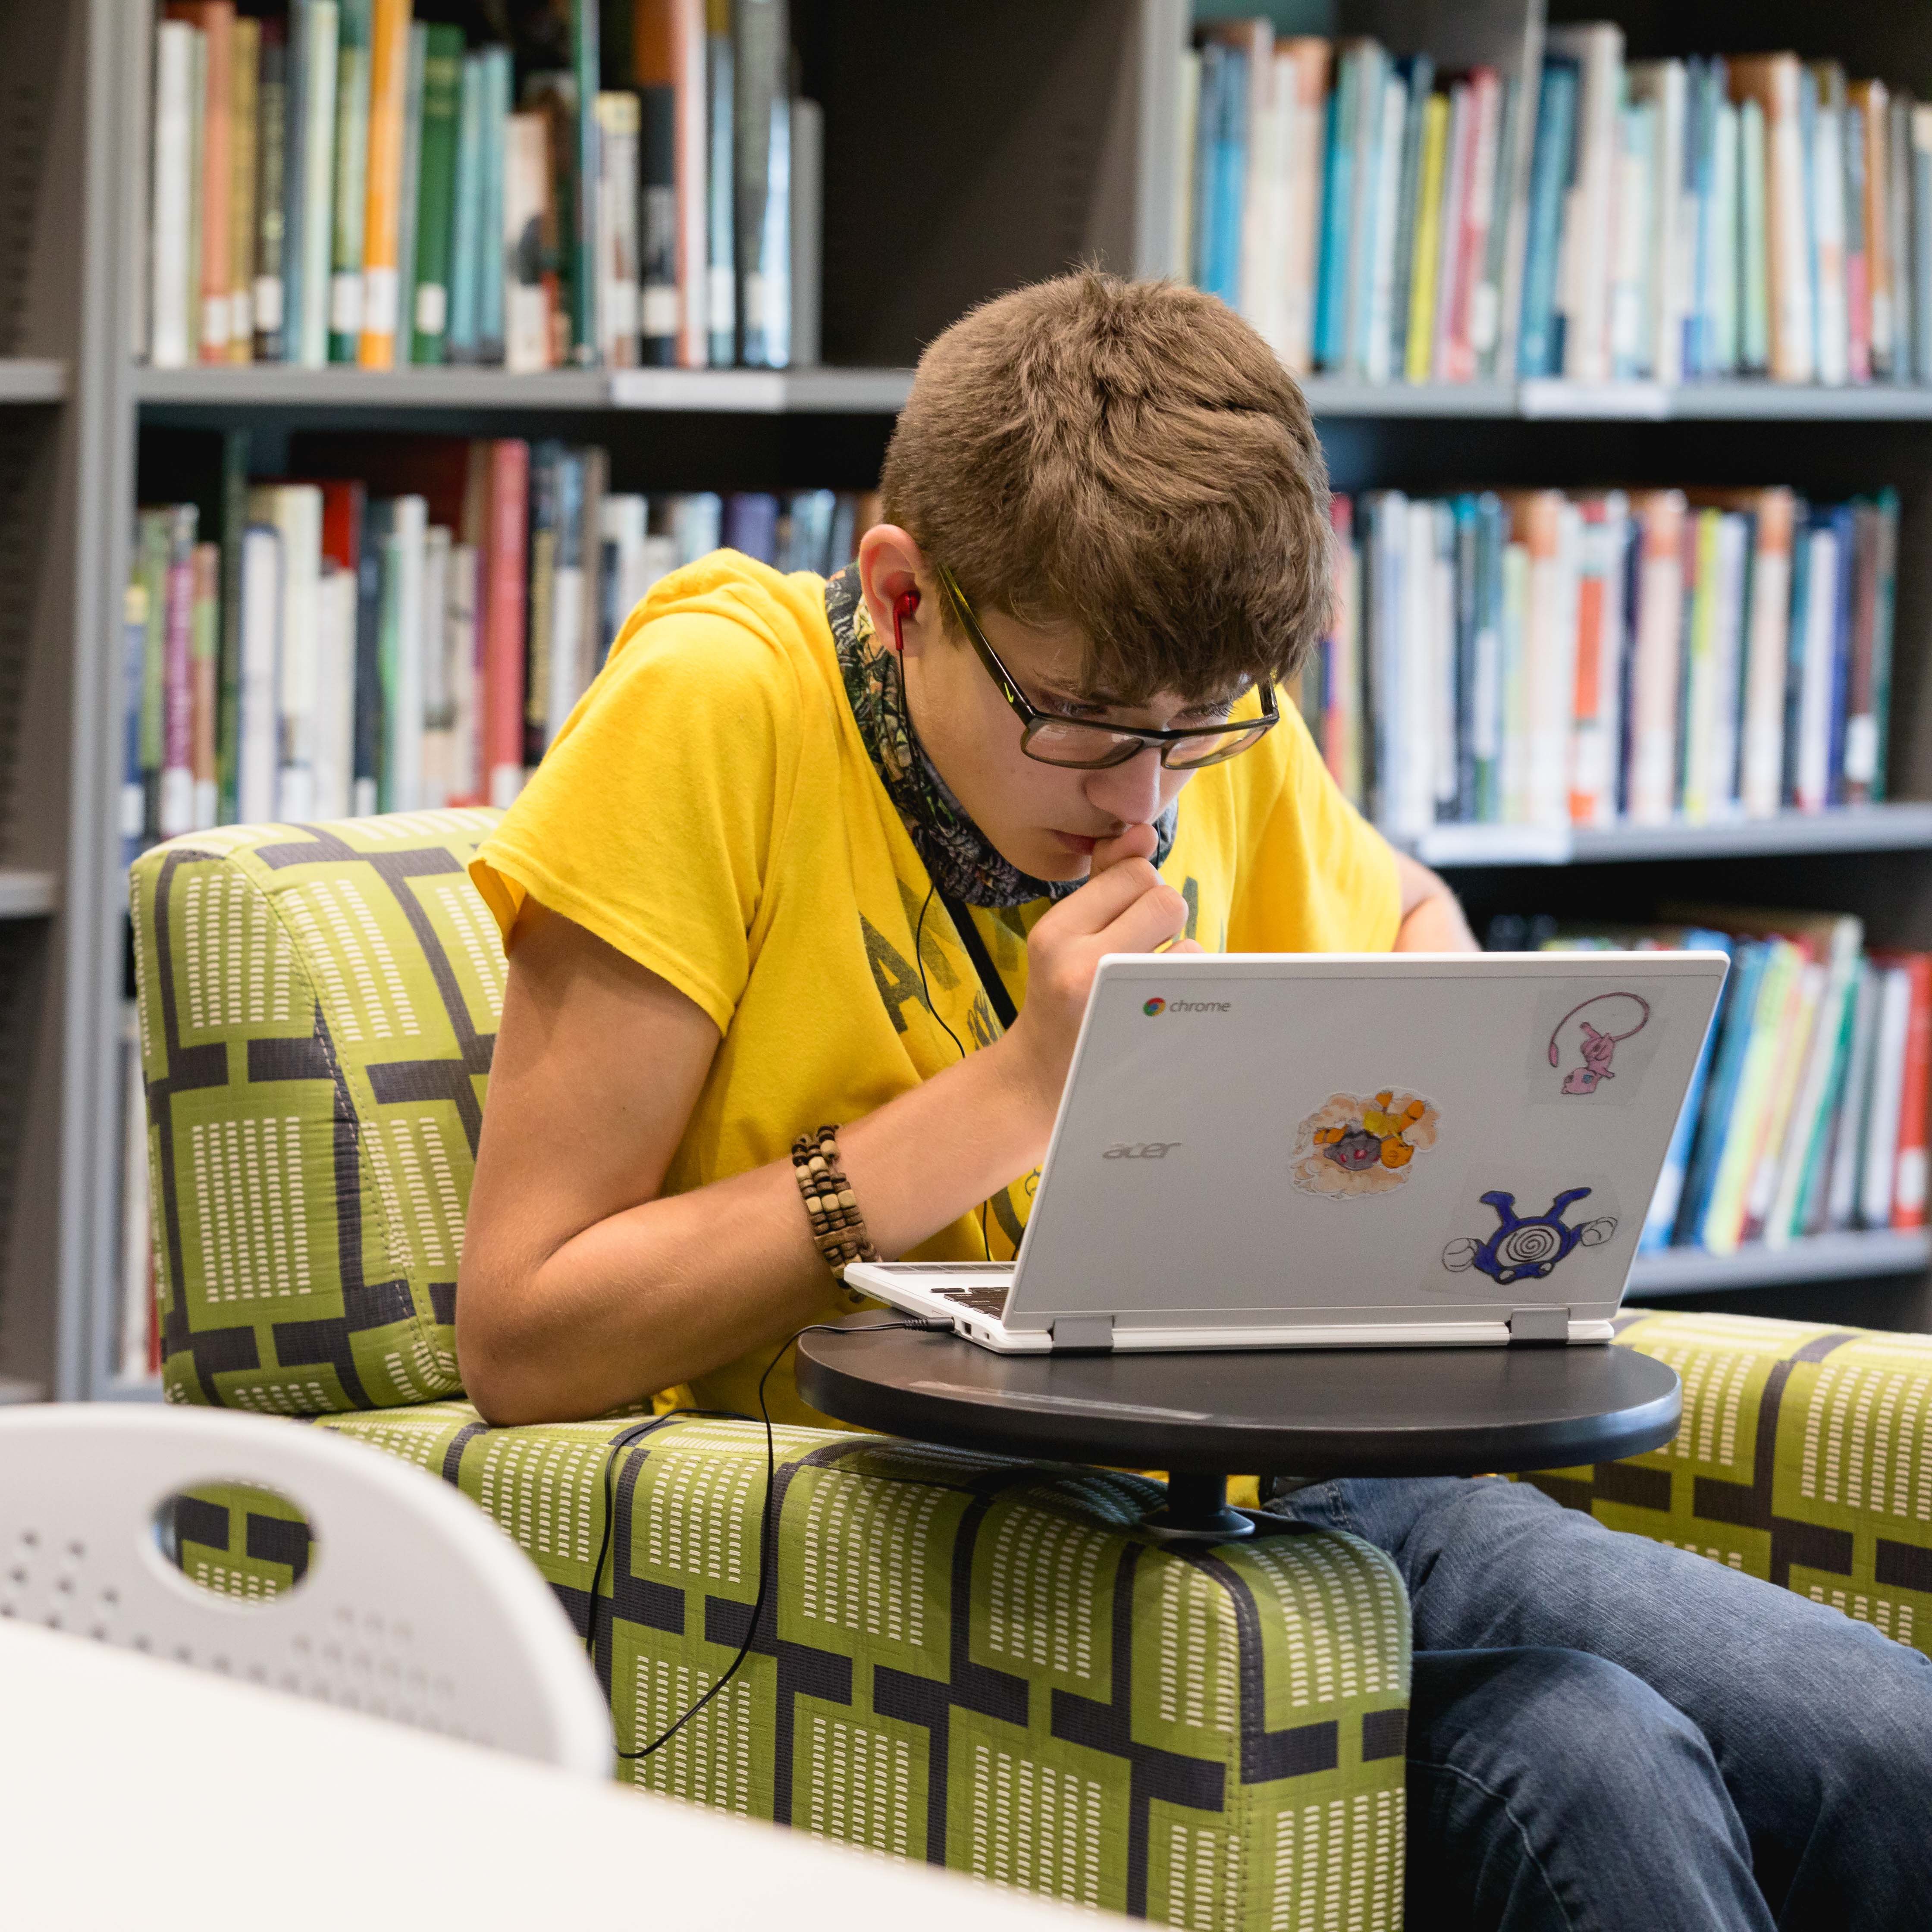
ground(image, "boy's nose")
xmin=1082 ymin=746 xmax=1165 ymax=826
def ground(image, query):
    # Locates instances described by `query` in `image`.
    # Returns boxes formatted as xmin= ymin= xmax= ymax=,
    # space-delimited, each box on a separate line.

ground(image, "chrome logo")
xmin=1142 ymin=997 xmax=1166 ymax=1016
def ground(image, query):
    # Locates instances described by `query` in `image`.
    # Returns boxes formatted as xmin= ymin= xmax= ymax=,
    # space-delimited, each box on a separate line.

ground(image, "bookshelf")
xmin=16 ymin=0 xmax=1932 ymax=1407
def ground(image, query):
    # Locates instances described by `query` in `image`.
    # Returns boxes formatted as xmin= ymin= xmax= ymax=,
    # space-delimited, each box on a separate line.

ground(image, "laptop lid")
xmin=1001 ymin=951 xmax=1728 ymax=1338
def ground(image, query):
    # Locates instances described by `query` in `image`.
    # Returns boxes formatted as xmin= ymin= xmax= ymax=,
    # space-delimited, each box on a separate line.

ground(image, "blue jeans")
xmin=1266 ymin=1475 xmax=1932 ymax=1930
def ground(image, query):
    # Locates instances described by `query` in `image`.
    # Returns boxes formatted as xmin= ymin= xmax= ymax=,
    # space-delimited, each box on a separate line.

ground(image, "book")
xmin=788 ymin=94 xmax=821 ymax=367
xmin=329 ymin=0 xmax=374 ymax=361
xmin=121 ymin=581 xmax=149 ymax=873
xmin=481 ymin=439 xmax=530 ymax=806
xmin=503 ymin=110 xmax=555 ymax=371
xmin=569 ymin=0 xmax=602 ymax=367
xmin=236 ymin=523 xmax=281 ymax=824
xmin=1888 ymin=953 xmax=1932 ymax=1227
xmin=669 ymin=0 xmax=708 ymax=369
xmin=295 ymin=0 xmax=341 ymax=367
xmin=409 ymin=23 xmax=463 ymax=362
xmin=246 ymin=483 xmax=324 ymax=819
xmin=1811 ymin=63 xmax=1851 ymax=386
xmin=228 ymin=13 xmax=259 ymax=360
xmin=354 ymin=0 xmax=410 ymax=368
xmin=595 ymin=92 xmax=641 ymax=367
xmin=1518 ymin=54 xmax=1577 ymax=379
xmin=391 ymin=22 xmax=427 ymax=372
xmin=734 ymin=0 xmax=789 ymax=366
xmin=1863 ymin=961 xmax=1914 ymax=1227
xmin=1274 ymin=39 xmax=1331 ymax=376
xmin=253 ymin=22 xmax=288 ymax=360
xmin=634 ymin=0 xmax=680 ymax=367
xmin=166 ymin=3 xmax=235 ymax=361
xmin=149 ymin=21 xmax=198 ymax=368
xmin=705 ymin=0 xmax=735 ymax=366
xmin=1548 ymin=23 xmax=1622 ymax=385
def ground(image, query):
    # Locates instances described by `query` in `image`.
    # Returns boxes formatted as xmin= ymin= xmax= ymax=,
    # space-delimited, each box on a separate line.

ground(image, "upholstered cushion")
xmin=130 ymin=812 xmax=504 ymax=1413
xmin=276 ymin=1411 xmax=1404 ymax=1926
xmin=1525 ymin=1309 xmax=1932 ymax=1657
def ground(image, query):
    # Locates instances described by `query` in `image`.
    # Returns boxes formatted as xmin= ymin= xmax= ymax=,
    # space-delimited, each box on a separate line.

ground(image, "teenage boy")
xmin=459 ymin=273 xmax=1929 ymax=1930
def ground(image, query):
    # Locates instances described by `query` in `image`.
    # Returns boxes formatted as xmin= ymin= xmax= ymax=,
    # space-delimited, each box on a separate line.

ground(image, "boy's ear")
xmin=856 ymin=523 xmax=931 ymax=649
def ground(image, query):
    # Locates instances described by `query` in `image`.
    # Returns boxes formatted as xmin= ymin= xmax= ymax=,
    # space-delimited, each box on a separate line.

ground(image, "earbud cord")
xmin=598 ymin=1317 xmax=953 ymax=1766
xmin=916 ymin=879 xmax=993 ymax=1261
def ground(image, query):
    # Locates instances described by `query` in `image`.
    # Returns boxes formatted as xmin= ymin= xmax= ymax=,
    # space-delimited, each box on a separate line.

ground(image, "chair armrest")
xmin=316 ymin=1405 xmax=1412 ymax=1923
xmin=1522 ymin=1310 xmax=1932 ymax=1655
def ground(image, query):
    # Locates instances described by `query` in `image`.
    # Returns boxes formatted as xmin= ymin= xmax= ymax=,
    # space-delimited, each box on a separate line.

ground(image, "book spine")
xmin=353 ymin=497 xmax=386 ymax=816
xmin=1449 ymin=70 xmax=1500 ymax=384
xmin=1404 ymin=91 xmax=1448 ymax=383
xmin=298 ymin=0 xmax=340 ymax=367
xmin=1518 ymin=60 xmax=1575 ymax=379
xmin=190 ymin=541 xmax=220 ymax=828
xmin=329 ymin=0 xmax=373 ymax=361
xmin=1891 ymin=95 xmax=1915 ymax=382
xmin=136 ymin=512 xmax=171 ymax=843
xmin=570 ymin=0 xmax=602 ymax=364
xmin=477 ymin=47 xmax=510 ymax=364
xmin=789 ymin=95 xmax=822 ymax=367
xmin=186 ymin=29 xmax=205 ymax=360
xmin=149 ymin=22 xmax=197 ymax=368
xmin=705 ymin=0 xmax=736 ymax=364
xmin=1385 ymin=56 xmax=1430 ymax=382
xmin=383 ymin=495 xmax=428 ymax=811
xmin=1843 ymin=498 xmax=1883 ymax=803
xmin=391 ymin=23 xmax=427 ymax=368
xmin=596 ymin=92 xmax=642 ymax=367
xmin=237 ymin=524 xmax=282 ymax=824
xmin=185 ymin=3 xmax=235 ymax=360
xmin=253 ymin=25 xmax=287 ymax=359
xmin=670 ymin=0 xmax=708 ymax=368
xmin=160 ymin=505 xmax=199 ymax=838
xmin=524 ymin=445 xmax=560 ymax=760
xmin=446 ymin=540 xmax=480 ymax=805
xmin=1736 ymin=96 xmax=1768 ymax=373
xmin=445 ymin=51 xmax=484 ymax=361
xmin=228 ymin=14 xmax=259 ymax=360
xmin=1313 ymin=52 xmax=1352 ymax=369
xmin=1845 ymin=101 xmax=1872 ymax=382
xmin=1892 ymin=954 xmax=1932 ymax=1227
xmin=484 ymin=440 xmax=531 ymax=806
xmin=1869 ymin=486 xmax=1899 ymax=799
xmin=503 ymin=111 xmax=555 ymax=372
xmin=121 ymin=580 xmax=148 ymax=873
xmin=354 ymin=0 xmax=408 ymax=367
xmin=410 ymin=26 xmax=463 ymax=362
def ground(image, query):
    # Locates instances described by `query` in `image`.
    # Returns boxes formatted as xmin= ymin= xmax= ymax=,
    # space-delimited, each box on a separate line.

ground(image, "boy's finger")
xmin=1096 ymin=881 xmax=1191 ymax=956
xmin=1091 ymin=824 xmax=1157 ymax=875
xmin=1043 ymin=856 xmax=1162 ymax=935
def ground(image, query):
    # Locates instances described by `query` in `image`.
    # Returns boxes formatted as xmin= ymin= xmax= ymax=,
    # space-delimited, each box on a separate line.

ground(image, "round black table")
xmin=794 ymin=1321 xmax=1681 ymax=1540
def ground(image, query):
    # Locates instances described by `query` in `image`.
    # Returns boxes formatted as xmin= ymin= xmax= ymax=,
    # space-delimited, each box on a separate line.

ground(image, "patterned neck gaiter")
xmin=824 ymin=565 xmax=1176 ymax=910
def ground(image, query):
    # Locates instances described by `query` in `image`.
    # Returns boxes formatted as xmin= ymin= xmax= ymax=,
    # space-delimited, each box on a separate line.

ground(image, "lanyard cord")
xmin=937 ymin=889 xmax=1019 ymax=1032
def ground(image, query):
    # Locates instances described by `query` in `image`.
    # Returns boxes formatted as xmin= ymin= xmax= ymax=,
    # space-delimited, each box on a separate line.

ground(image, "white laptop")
xmin=845 ymin=950 xmax=1728 ymax=1352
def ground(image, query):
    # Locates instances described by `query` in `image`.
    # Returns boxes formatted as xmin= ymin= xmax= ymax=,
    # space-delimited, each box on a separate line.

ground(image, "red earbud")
xmin=891 ymin=587 xmax=919 ymax=652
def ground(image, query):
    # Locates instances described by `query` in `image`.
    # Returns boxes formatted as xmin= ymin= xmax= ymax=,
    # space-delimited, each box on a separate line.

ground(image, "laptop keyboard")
xmin=935 ymin=1286 xmax=1011 ymax=1317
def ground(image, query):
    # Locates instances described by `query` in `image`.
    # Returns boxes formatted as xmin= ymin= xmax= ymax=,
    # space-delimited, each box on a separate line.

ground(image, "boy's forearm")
xmin=1392 ymin=851 xmax=1479 ymax=952
xmin=463 ymin=1039 xmax=1051 ymax=1425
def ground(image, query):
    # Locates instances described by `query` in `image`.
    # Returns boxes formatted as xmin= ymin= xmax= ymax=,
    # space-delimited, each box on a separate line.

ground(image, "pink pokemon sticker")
xmin=1291 ymin=1089 xmax=1441 ymax=1199
xmin=1547 ymin=992 xmax=1650 ymax=1096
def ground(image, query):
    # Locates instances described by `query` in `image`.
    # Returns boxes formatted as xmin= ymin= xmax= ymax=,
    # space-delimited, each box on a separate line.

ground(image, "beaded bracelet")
xmin=790 ymin=1125 xmax=880 ymax=1279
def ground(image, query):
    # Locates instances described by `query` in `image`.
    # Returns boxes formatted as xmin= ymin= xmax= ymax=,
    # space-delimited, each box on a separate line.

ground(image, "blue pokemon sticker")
xmin=1440 ymin=1188 xmax=1618 ymax=1286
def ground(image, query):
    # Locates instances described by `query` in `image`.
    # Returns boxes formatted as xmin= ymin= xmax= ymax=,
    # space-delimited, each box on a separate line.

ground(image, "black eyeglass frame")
xmin=932 ymin=561 xmax=1281 ymax=771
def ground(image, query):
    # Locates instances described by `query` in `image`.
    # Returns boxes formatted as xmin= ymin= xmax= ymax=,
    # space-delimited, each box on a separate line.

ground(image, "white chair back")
xmin=0 ymin=1405 xmax=613 ymax=1776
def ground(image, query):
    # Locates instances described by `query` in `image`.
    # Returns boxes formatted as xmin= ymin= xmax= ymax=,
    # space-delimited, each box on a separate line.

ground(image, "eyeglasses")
xmin=934 ymin=562 xmax=1280 ymax=771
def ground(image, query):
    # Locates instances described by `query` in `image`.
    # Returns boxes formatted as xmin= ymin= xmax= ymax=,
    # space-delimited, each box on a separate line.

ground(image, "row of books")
xmin=1302 ymin=486 xmax=1899 ymax=840
xmin=1504 ymin=913 xmax=1932 ymax=1255
xmin=126 ymin=438 xmax=875 ymax=860
xmin=1183 ymin=20 xmax=1932 ymax=386
xmin=142 ymin=0 xmax=819 ymax=373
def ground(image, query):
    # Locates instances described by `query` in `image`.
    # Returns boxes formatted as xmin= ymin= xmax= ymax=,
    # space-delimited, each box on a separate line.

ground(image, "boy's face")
xmin=898 ymin=592 xmax=1203 ymax=886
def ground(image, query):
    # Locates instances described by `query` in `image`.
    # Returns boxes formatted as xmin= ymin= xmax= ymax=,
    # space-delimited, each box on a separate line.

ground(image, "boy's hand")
xmin=994 ymin=825 xmax=1201 ymax=1126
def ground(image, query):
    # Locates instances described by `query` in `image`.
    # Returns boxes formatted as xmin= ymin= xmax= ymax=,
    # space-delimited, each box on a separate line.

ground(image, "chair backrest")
xmin=0 ymin=1405 xmax=613 ymax=1774
xmin=129 ymin=810 xmax=504 ymax=1413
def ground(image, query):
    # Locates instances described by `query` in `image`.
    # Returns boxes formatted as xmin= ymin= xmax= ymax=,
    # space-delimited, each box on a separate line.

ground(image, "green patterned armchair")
xmin=129 ymin=810 xmax=1932 ymax=1928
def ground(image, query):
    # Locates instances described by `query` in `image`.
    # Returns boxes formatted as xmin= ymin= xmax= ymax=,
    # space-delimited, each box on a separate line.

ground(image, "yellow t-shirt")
xmin=470 ymin=551 xmax=1401 ymax=1422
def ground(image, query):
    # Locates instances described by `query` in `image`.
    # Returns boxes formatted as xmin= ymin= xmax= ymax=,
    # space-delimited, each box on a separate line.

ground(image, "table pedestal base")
xmin=1138 ymin=1472 xmax=1309 ymax=1543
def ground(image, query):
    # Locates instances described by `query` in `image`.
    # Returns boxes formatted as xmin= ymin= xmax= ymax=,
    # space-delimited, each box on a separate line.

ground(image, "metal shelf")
xmin=1303 ymin=376 xmax=1932 ymax=420
xmin=0 ymin=870 xmax=57 ymax=917
xmin=1627 ymin=1229 xmax=1932 ymax=1298
xmin=0 ymin=359 xmax=66 ymax=403
xmin=1408 ymin=804 xmax=1932 ymax=870
xmin=134 ymin=363 xmax=916 ymax=413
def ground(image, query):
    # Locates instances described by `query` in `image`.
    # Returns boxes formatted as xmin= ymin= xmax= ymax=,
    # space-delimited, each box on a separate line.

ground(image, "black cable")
xmin=916 ymin=878 xmax=993 ymax=1262
xmin=609 ymin=1317 xmax=953 ymax=1764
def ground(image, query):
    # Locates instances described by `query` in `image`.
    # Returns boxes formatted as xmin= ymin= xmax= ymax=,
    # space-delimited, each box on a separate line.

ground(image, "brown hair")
xmin=878 ymin=271 xmax=1331 ymax=705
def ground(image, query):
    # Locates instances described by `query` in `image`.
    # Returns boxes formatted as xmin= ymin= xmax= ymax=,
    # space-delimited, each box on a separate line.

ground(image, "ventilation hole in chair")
xmin=151 ymin=1479 xmax=319 ymax=1608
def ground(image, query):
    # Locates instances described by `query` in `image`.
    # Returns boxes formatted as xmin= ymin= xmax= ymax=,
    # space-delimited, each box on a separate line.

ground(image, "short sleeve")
xmin=470 ymin=588 xmax=801 ymax=1035
xmin=1225 ymin=703 xmax=1402 ymax=953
